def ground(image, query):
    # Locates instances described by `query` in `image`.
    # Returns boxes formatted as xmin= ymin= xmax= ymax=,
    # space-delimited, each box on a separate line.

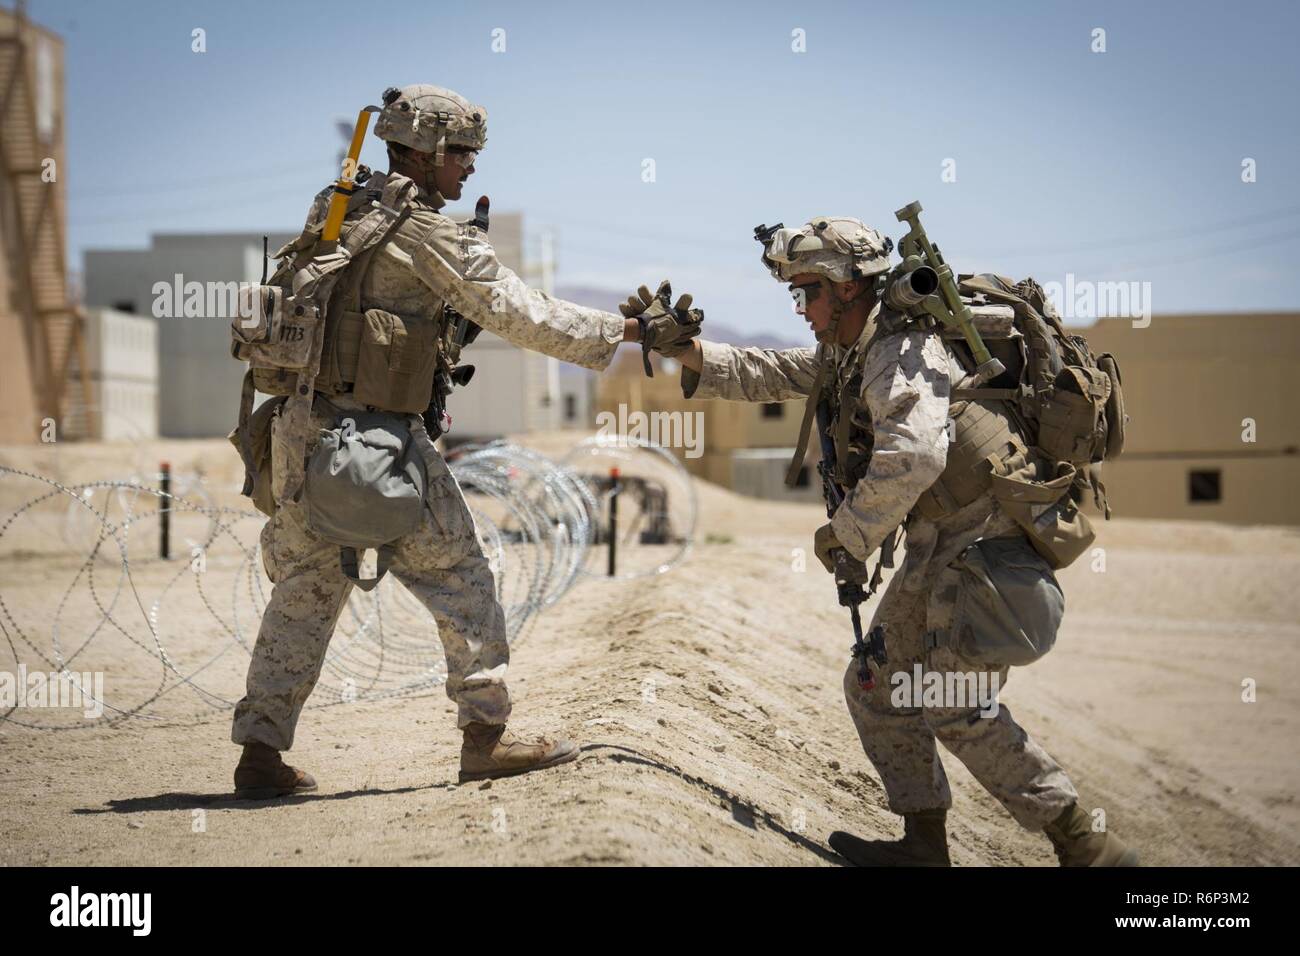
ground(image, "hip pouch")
xmin=989 ymin=453 xmax=1095 ymax=570
xmin=303 ymin=411 xmax=429 ymax=591
xmin=227 ymin=391 xmax=286 ymax=518
xmin=945 ymin=536 xmax=1065 ymax=667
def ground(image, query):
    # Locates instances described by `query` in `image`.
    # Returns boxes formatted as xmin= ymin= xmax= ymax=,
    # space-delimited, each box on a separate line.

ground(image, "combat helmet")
xmin=754 ymin=216 xmax=893 ymax=345
xmin=374 ymin=84 xmax=488 ymax=166
xmin=755 ymin=217 xmax=892 ymax=284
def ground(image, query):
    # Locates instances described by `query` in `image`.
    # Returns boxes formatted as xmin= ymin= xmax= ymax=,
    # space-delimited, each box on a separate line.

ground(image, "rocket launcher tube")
xmin=321 ymin=107 xmax=379 ymax=248
xmin=882 ymin=262 xmax=938 ymax=310
xmin=893 ymin=201 xmax=1005 ymax=383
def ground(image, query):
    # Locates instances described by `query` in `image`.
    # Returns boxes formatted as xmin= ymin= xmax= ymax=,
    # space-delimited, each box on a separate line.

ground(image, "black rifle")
xmin=426 ymin=196 xmax=489 ymax=436
xmin=815 ymin=398 xmax=888 ymax=690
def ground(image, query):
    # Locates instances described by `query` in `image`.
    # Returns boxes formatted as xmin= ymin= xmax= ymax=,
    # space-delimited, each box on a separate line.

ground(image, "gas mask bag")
xmin=948 ymin=536 xmax=1065 ymax=667
xmin=303 ymin=411 xmax=428 ymax=591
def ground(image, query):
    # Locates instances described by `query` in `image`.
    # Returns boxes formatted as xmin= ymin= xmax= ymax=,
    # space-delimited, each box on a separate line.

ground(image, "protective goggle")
xmin=447 ymin=148 xmax=479 ymax=169
xmin=766 ymin=226 xmax=839 ymax=264
xmin=789 ymin=282 xmax=823 ymax=312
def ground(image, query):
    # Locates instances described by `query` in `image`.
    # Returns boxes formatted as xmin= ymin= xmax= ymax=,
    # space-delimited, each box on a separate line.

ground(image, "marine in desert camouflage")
xmin=230 ymin=84 xmax=699 ymax=797
xmin=649 ymin=215 xmax=1137 ymax=866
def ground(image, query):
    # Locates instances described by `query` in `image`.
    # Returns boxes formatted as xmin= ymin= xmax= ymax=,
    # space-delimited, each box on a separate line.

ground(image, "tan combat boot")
xmin=459 ymin=723 xmax=579 ymax=783
xmin=233 ymin=742 xmax=317 ymax=799
xmin=1044 ymin=803 xmax=1139 ymax=866
xmin=829 ymin=808 xmax=952 ymax=866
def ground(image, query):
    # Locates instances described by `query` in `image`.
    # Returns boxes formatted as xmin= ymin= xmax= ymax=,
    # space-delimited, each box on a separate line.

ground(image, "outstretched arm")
xmin=412 ymin=216 xmax=637 ymax=371
xmin=680 ymin=339 xmax=821 ymax=403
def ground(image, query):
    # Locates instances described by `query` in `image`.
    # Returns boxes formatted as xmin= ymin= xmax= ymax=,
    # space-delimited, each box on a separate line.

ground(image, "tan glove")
xmin=814 ymin=522 xmax=870 ymax=583
xmin=619 ymin=280 xmax=704 ymax=376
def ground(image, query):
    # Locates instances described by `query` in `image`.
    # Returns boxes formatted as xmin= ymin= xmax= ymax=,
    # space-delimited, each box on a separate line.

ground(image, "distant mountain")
xmin=555 ymin=285 xmax=806 ymax=352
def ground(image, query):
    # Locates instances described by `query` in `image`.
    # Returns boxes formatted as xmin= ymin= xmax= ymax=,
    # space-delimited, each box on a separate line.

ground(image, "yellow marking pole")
xmin=321 ymin=108 xmax=376 ymax=247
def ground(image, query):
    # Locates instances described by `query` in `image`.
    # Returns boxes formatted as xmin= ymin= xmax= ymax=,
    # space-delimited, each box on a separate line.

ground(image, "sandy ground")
xmin=1 ymin=435 xmax=1297 ymax=866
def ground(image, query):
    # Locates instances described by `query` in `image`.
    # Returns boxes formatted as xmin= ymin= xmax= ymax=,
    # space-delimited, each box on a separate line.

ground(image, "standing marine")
xmin=653 ymin=211 xmax=1134 ymax=866
xmin=227 ymin=84 xmax=700 ymax=797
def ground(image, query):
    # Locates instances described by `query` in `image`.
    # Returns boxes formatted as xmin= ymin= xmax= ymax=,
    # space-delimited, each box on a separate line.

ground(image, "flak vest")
xmin=812 ymin=309 xmax=1026 ymax=526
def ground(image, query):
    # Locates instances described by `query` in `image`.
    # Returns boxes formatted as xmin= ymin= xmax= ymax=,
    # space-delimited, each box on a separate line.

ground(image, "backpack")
xmin=227 ymin=169 xmax=419 ymax=508
xmin=947 ymin=273 xmax=1128 ymax=521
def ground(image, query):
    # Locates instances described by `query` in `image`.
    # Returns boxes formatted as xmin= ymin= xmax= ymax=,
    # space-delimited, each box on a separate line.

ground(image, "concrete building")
xmin=443 ymin=328 xmax=562 ymax=439
xmin=82 ymin=231 xmax=294 ymax=438
xmin=732 ymin=447 xmax=819 ymax=502
xmin=62 ymin=307 xmax=159 ymax=441
xmin=557 ymin=362 xmax=596 ymax=429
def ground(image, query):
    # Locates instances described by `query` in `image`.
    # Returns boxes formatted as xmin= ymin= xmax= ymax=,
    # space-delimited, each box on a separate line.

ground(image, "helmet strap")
xmin=819 ymin=276 xmax=869 ymax=346
xmin=388 ymin=144 xmax=445 ymax=199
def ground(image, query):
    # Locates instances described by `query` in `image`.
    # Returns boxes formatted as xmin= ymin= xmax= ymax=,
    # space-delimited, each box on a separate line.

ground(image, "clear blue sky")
xmin=27 ymin=0 xmax=1300 ymax=335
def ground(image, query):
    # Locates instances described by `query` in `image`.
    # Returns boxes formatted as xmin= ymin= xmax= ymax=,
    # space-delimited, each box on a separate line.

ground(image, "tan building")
xmin=0 ymin=5 xmax=92 ymax=444
xmin=1080 ymin=312 xmax=1299 ymax=525
xmin=598 ymin=311 xmax=1300 ymax=526
xmin=596 ymin=350 xmax=820 ymax=504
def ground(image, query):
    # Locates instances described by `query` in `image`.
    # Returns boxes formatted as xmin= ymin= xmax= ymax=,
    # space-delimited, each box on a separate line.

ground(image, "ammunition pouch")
xmin=1097 ymin=352 xmax=1126 ymax=459
xmin=325 ymin=309 xmax=442 ymax=414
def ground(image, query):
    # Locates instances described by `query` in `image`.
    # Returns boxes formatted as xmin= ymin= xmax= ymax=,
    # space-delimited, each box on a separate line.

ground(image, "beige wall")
xmin=1080 ymin=312 xmax=1299 ymax=524
xmin=1095 ymin=456 xmax=1300 ymax=524
xmin=599 ymin=313 xmax=1299 ymax=525
xmin=1083 ymin=313 xmax=1299 ymax=455
xmin=596 ymin=352 xmax=813 ymax=492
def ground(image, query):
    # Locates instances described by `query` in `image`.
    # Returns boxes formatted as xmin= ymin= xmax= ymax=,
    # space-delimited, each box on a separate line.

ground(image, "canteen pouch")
xmin=1097 ymin=352 xmax=1126 ymax=459
xmin=227 ymin=393 xmax=286 ymax=518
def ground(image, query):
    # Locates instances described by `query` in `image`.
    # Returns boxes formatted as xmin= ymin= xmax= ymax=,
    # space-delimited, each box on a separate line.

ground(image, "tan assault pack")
xmin=227 ymin=168 xmax=425 ymax=514
xmin=920 ymin=274 xmax=1128 ymax=568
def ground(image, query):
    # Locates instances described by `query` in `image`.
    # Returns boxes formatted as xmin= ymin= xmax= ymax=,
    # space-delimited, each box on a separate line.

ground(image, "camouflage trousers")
xmin=843 ymin=544 xmax=1078 ymax=830
xmin=231 ymin=394 xmax=511 ymax=751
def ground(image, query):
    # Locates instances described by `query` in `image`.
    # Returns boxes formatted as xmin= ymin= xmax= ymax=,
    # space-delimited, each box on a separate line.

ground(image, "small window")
xmin=564 ymin=394 xmax=577 ymax=422
xmin=1188 ymin=469 xmax=1221 ymax=503
xmin=794 ymin=466 xmax=810 ymax=488
xmin=762 ymin=403 xmax=784 ymax=419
